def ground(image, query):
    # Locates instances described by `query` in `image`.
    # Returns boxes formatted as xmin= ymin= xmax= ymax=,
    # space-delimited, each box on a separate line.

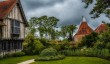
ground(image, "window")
xmin=11 ymin=20 xmax=20 ymax=38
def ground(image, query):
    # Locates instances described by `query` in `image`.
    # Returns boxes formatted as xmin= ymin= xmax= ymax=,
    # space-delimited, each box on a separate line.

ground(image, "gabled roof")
xmin=74 ymin=18 xmax=93 ymax=37
xmin=0 ymin=0 xmax=28 ymax=26
xmin=0 ymin=0 xmax=16 ymax=19
xmin=95 ymin=24 xmax=107 ymax=33
xmin=75 ymin=22 xmax=93 ymax=35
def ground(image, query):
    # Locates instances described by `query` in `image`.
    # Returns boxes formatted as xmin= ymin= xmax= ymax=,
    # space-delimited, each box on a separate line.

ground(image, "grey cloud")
xmin=21 ymin=0 xmax=109 ymax=29
xmin=21 ymin=0 xmax=65 ymax=11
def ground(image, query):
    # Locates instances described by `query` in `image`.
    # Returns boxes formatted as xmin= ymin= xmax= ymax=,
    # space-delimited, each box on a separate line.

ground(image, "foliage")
xmin=106 ymin=42 xmax=110 ymax=49
xmin=60 ymin=48 xmax=110 ymax=59
xmin=35 ymin=55 xmax=65 ymax=61
xmin=23 ymin=34 xmax=44 ymax=55
xmin=28 ymin=16 xmax=59 ymax=40
xmin=98 ymin=31 xmax=110 ymax=43
xmin=33 ymin=57 xmax=110 ymax=64
xmin=94 ymin=41 xmax=106 ymax=49
xmin=83 ymin=0 xmax=110 ymax=18
xmin=61 ymin=25 xmax=76 ymax=41
xmin=26 ymin=17 xmax=37 ymax=35
xmin=36 ymin=47 xmax=65 ymax=61
xmin=12 ymin=52 xmax=25 ymax=57
xmin=40 ymin=48 xmax=57 ymax=56
xmin=39 ymin=38 xmax=50 ymax=46
xmin=81 ymin=32 xmax=98 ymax=47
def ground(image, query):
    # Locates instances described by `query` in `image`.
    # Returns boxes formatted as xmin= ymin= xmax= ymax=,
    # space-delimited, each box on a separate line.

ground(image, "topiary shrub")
xmin=36 ymin=47 xmax=65 ymax=61
xmin=40 ymin=47 xmax=57 ymax=56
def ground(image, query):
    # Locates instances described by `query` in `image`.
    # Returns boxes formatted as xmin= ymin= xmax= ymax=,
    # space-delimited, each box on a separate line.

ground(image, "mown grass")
xmin=0 ymin=55 xmax=36 ymax=64
xmin=32 ymin=57 xmax=110 ymax=64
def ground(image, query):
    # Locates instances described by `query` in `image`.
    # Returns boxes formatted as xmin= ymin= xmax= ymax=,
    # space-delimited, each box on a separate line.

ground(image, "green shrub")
xmin=23 ymin=34 xmax=44 ymax=55
xmin=3 ymin=53 xmax=13 ymax=58
xmin=39 ymin=38 xmax=49 ymax=46
xmin=0 ymin=55 xmax=3 ymax=60
xmin=12 ymin=52 xmax=25 ymax=57
xmin=106 ymin=42 xmax=110 ymax=49
xmin=60 ymin=48 xmax=110 ymax=59
xmin=94 ymin=41 xmax=106 ymax=49
xmin=40 ymin=48 xmax=57 ymax=56
xmin=35 ymin=55 xmax=65 ymax=61
xmin=81 ymin=32 xmax=98 ymax=47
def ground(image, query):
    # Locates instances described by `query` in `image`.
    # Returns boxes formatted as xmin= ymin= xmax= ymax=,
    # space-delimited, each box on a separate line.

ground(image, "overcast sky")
xmin=21 ymin=0 xmax=109 ymax=30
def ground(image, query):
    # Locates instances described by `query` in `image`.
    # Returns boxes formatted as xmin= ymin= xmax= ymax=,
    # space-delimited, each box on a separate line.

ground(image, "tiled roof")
xmin=0 ymin=0 xmax=17 ymax=19
xmin=95 ymin=24 xmax=107 ymax=33
xmin=75 ymin=22 xmax=93 ymax=36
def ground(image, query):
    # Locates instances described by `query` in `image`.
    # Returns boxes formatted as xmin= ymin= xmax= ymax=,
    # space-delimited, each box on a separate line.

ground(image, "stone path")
xmin=18 ymin=59 xmax=35 ymax=64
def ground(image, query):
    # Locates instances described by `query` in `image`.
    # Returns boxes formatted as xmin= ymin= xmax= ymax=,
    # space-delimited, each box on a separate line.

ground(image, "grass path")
xmin=18 ymin=59 xmax=35 ymax=64
xmin=32 ymin=57 xmax=110 ymax=64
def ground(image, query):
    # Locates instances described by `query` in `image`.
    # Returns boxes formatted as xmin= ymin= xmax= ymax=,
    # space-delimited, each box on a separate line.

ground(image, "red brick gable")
xmin=75 ymin=22 xmax=93 ymax=36
xmin=0 ymin=0 xmax=17 ymax=19
xmin=95 ymin=24 xmax=107 ymax=33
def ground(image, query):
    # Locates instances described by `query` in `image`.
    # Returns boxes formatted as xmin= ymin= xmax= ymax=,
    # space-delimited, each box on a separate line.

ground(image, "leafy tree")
xmin=61 ymin=25 xmax=76 ymax=41
xmin=26 ymin=17 xmax=37 ymax=35
xmin=82 ymin=0 xmax=110 ymax=18
xmin=29 ymin=16 xmax=59 ymax=40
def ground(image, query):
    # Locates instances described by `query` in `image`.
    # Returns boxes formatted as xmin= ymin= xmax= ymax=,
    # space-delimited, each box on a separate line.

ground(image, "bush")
xmin=35 ymin=55 xmax=65 ymax=61
xmin=81 ymin=32 xmax=98 ymax=47
xmin=0 ymin=55 xmax=3 ymax=60
xmin=60 ymin=48 xmax=110 ymax=59
xmin=40 ymin=48 xmax=57 ymax=56
xmin=94 ymin=41 xmax=106 ymax=49
xmin=39 ymin=38 xmax=49 ymax=46
xmin=106 ymin=42 xmax=110 ymax=49
xmin=3 ymin=53 xmax=13 ymax=58
xmin=12 ymin=52 xmax=25 ymax=57
xmin=23 ymin=34 xmax=44 ymax=55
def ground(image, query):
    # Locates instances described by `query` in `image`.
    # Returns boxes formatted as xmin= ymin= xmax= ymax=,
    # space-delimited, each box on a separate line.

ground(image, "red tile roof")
xmin=75 ymin=22 xmax=93 ymax=36
xmin=0 ymin=0 xmax=17 ymax=19
xmin=95 ymin=24 xmax=107 ymax=33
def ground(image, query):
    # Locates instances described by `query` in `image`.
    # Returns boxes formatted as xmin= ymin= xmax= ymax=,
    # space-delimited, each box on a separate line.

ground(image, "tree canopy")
xmin=28 ymin=16 xmax=59 ymax=40
xmin=82 ymin=0 xmax=110 ymax=18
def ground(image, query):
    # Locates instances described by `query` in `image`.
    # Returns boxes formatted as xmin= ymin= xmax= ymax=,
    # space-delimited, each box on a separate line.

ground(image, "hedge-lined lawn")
xmin=32 ymin=57 xmax=110 ymax=64
xmin=0 ymin=55 xmax=36 ymax=64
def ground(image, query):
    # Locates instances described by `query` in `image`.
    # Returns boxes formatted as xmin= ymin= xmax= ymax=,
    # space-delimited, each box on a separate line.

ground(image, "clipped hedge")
xmin=35 ymin=55 xmax=65 ymax=61
xmin=60 ymin=48 xmax=110 ymax=60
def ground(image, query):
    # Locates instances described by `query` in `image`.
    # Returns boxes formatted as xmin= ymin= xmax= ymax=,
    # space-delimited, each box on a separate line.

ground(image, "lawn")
xmin=0 ymin=55 xmax=36 ymax=64
xmin=32 ymin=57 xmax=110 ymax=64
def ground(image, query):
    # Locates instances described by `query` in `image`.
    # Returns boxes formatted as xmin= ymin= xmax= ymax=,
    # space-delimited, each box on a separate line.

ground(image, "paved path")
xmin=18 ymin=59 xmax=35 ymax=64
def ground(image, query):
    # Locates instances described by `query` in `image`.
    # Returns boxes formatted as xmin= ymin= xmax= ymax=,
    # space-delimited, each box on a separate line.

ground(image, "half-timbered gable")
xmin=0 ymin=0 xmax=28 ymax=55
